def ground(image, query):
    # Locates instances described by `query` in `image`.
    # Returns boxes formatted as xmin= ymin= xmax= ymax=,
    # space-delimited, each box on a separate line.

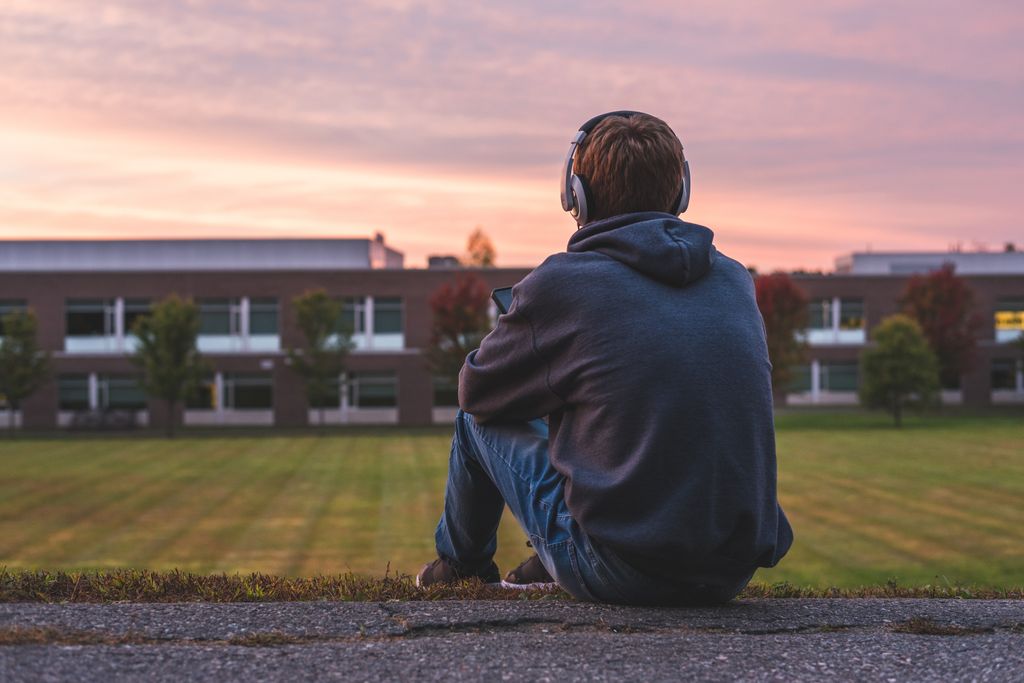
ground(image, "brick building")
xmin=0 ymin=239 xmax=1022 ymax=429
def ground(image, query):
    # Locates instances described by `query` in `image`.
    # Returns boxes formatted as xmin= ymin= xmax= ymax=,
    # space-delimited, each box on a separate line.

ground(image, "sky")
xmin=1 ymin=0 xmax=1022 ymax=271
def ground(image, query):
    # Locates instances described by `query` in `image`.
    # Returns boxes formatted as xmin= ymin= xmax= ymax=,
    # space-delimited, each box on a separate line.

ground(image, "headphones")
xmin=560 ymin=110 xmax=691 ymax=227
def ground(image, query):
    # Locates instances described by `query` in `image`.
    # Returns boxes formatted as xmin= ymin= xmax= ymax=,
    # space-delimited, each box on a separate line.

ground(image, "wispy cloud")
xmin=1 ymin=0 xmax=1022 ymax=268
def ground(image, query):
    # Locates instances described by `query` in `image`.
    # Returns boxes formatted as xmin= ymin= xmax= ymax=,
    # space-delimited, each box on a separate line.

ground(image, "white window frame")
xmin=332 ymin=295 xmax=405 ymax=352
xmin=197 ymin=297 xmax=280 ymax=353
xmin=801 ymin=297 xmax=867 ymax=346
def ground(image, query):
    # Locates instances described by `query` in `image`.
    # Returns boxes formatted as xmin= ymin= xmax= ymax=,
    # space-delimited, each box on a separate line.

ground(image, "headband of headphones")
xmin=560 ymin=110 xmax=690 ymax=226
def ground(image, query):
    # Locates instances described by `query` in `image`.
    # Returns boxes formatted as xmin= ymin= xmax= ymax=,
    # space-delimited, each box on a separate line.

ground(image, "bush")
xmin=860 ymin=315 xmax=940 ymax=427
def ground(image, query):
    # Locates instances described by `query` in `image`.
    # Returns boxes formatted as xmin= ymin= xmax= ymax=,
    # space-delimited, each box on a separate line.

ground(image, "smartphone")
xmin=491 ymin=287 xmax=513 ymax=315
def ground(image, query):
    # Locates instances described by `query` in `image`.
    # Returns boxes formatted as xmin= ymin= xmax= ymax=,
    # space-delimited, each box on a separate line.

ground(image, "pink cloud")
xmin=1 ymin=0 xmax=1022 ymax=268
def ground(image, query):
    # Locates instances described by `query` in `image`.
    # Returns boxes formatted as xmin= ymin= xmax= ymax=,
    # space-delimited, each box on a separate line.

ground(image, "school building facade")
xmin=0 ymin=239 xmax=1022 ymax=429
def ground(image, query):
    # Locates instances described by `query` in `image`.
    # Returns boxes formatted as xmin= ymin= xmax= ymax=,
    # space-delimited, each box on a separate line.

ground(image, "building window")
xmin=338 ymin=296 xmax=405 ymax=351
xmin=99 ymin=375 xmax=147 ymax=410
xmin=821 ymin=361 xmax=859 ymax=392
xmin=787 ymin=365 xmax=812 ymax=393
xmin=991 ymin=359 xmax=1019 ymax=390
xmin=123 ymin=299 xmax=151 ymax=335
xmin=838 ymin=299 xmax=865 ymax=330
xmin=433 ymin=376 xmax=459 ymax=407
xmin=348 ymin=372 xmax=398 ymax=408
xmin=66 ymin=299 xmax=115 ymax=337
xmin=58 ymin=374 xmax=90 ymax=410
xmin=197 ymin=298 xmax=279 ymax=353
xmin=804 ymin=297 xmax=866 ymax=345
xmin=64 ymin=298 xmax=151 ymax=354
xmin=340 ymin=297 xmax=368 ymax=335
xmin=198 ymin=298 xmax=241 ymax=335
xmin=994 ymin=298 xmax=1024 ymax=343
xmin=808 ymin=299 xmax=832 ymax=330
xmin=249 ymin=298 xmax=278 ymax=335
xmin=374 ymin=297 xmax=403 ymax=334
xmin=224 ymin=373 xmax=273 ymax=410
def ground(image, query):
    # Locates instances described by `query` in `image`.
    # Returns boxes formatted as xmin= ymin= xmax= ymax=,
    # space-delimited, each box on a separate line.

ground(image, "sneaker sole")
xmin=500 ymin=580 xmax=560 ymax=591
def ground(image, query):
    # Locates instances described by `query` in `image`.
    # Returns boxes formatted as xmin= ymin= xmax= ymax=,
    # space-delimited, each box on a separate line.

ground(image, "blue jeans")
xmin=434 ymin=411 xmax=751 ymax=605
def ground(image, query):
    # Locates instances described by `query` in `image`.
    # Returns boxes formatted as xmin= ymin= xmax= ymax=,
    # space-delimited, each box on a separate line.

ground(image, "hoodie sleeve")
xmin=458 ymin=274 xmax=567 ymax=423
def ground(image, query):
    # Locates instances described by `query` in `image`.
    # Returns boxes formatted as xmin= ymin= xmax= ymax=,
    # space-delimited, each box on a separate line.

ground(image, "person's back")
xmin=419 ymin=111 xmax=792 ymax=604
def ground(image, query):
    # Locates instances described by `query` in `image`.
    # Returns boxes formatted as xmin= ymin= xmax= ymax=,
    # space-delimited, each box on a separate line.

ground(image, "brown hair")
xmin=574 ymin=113 xmax=685 ymax=222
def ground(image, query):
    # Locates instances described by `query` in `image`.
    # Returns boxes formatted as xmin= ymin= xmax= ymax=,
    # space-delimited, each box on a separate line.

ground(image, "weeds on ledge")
xmin=0 ymin=568 xmax=564 ymax=603
xmin=0 ymin=569 xmax=1020 ymax=603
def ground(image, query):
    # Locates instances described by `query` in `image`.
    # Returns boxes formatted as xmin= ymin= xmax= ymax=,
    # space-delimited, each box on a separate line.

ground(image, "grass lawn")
xmin=0 ymin=412 xmax=1022 ymax=589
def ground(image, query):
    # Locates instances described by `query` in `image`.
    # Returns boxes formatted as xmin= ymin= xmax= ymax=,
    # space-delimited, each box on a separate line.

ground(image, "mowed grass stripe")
xmin=788 ymin=486 xmax=1017 ymax=574
xmin=792 ymin=469 xmax=1024 ymax=544
xmin=288 ymin=438 xmax=372 ymax=575
xmin=373 ymin=434 xmax=420 ymax=574
xmin=0 ymin=439 xmax=112 ymax=507
xmin=103 ymin=440 xmax=286 ymax=569
xmin=782 ymin=479 xmax=1007 ymax=565
xmin=51 ymin=441 xmax=257 ymax=569
xmin=282 ymin=437 xmax=356 ymax=577
xmin=157 ymin=439 xmax=314 ymax=573
xmin=778 ymin=428 xmax=1024 ymax=538
xmin=1 ymin=441 xmax=205 ymax=563
xmin=1 ymin=414 xmax=1022 ymax=586
xmin=350 ymin=436 xmax=400 ymax=575
xmin=0 ymin=440 xmax=151 ymax=518
xmin=71 ymin=438 xmax=269 ymax=565
xmin=215 ymin=437 xmax=344 ymax=575
xmin=773 ymin=424 xmax=1024 ymax=586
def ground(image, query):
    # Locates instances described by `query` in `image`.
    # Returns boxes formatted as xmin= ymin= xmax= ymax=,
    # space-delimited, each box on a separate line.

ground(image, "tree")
xmin=132 ymin=295 xmax=207 ymax=438
xmin=465 ymin=227 xmax=496 ymax=267
xmin=286 ymin=290 xmax=351 ymax=426
xmin=0 ymin=309 xmax=50 ymax=434
xmin=900 ymin=264 xmax=983 ymax=390
xmin=427 ymin=274 xmax=491 ymax=390
xmin=860 ymin=314 xmax=940 ymax=427
xmin=755 ymin=272 xmax=809 ymax=405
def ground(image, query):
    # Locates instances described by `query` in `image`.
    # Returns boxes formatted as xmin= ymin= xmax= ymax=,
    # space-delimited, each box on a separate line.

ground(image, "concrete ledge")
xmin=2 ymin=599 xmax=1022 ymax=681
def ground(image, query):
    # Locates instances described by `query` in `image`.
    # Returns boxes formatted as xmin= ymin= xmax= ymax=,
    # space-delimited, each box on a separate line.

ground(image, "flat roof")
xmin=836 ymin=251 xmax=1024 ymax=275
xmin=0 ymin=237 xmax=404 ymax=272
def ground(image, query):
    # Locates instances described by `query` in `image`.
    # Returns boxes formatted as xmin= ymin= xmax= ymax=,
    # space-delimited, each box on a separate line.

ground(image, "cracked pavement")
xmin=2 ymin=599 xmax=1022 ymax=681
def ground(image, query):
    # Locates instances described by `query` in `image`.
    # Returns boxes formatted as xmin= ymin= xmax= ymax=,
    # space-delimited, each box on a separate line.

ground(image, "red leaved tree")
xmin=427 ymin=273 xmax=492 ymax=386
xmin=900 ymin=264 xmax=984 ymax=389
xmin=755 ymin=272 xmax=809 ymax=405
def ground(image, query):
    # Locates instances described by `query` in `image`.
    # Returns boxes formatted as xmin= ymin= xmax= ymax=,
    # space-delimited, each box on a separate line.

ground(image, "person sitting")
xmin=417 ymin=111 xmax=793 ymax=605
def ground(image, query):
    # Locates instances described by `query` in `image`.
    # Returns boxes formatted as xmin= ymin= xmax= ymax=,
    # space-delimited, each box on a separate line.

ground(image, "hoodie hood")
xmin=567 ymin=212 xmax=717 ymax=287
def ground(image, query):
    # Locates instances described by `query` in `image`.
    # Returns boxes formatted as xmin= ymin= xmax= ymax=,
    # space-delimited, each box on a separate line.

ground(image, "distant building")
xmin=836 ymin=250 xmax=1024 ymax=275
xmin=0 ymin=233 xmax=404 ymax=272
xmin=791 ymin=249 xmax=1024 ymax=406
xmin=0 ymin=234 xmax=521 ymax=430
xmin=0 ymin=239 xmax=1021 ymax=430
xmin=427 ymin=255 xmax=462 ymax=269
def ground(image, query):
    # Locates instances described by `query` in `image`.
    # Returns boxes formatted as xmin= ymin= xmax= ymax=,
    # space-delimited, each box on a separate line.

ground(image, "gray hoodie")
xmin=459 ymin=211 xmax=792 ymax=585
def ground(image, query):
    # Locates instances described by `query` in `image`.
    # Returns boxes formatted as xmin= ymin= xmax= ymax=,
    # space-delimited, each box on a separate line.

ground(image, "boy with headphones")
xmin=418 ymin=112 xmax=792 ymax=604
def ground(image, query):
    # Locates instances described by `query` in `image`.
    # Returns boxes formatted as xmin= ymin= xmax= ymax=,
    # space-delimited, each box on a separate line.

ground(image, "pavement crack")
xmin=890 ymin=617 xmax=997 ymax=636
xmin=3 ymin=619 xmax=1019 ymax=648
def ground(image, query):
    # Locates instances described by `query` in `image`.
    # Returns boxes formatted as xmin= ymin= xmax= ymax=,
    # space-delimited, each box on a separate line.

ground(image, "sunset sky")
xmin=2 ymin=0 xmax=1022 ymax=270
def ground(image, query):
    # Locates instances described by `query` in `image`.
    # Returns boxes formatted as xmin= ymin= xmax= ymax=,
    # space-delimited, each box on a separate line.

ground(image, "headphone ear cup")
xmin=570 ymin=175 xmax=590 ymax=226
xmin=675 ymin=160 xmax=691 ymax=214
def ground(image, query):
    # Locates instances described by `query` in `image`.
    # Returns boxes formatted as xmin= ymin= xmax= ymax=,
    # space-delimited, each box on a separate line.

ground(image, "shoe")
xmin=415 ymin=557 xmax=501 ymax=587
xmin=501 ymin=553 xmax=558 ymax=590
